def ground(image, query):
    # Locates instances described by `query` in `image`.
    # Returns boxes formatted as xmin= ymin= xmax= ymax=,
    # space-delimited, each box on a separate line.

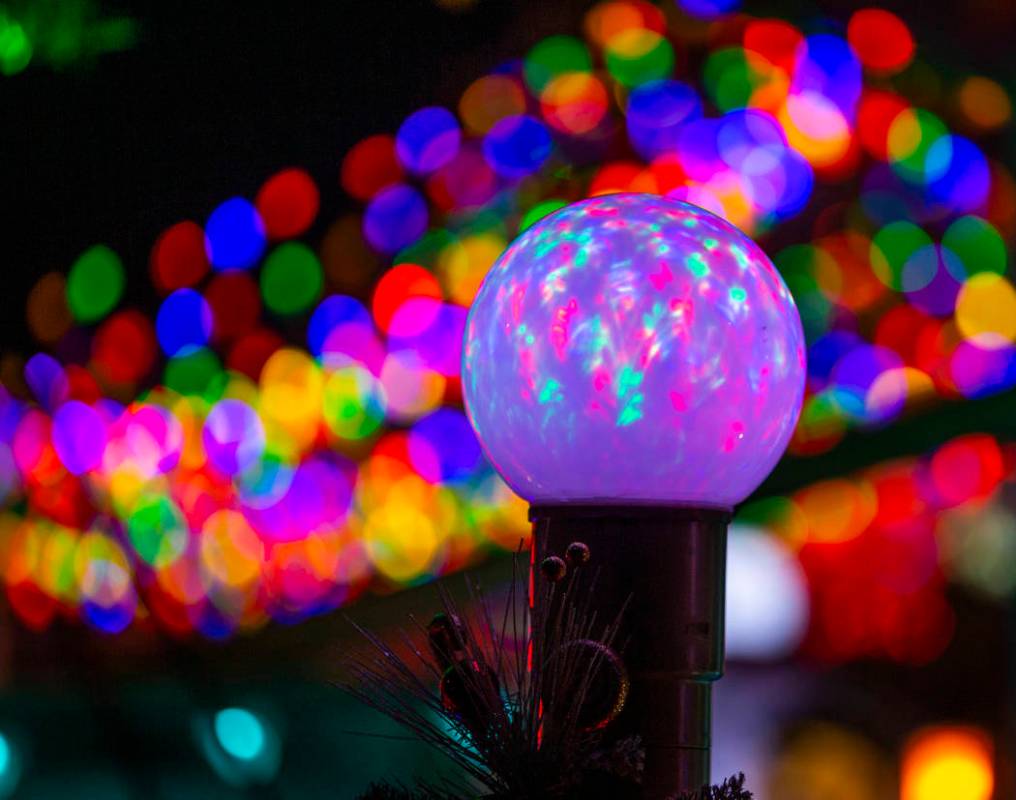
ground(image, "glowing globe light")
xmin=462 ymin=193 xmax=805 ymax=507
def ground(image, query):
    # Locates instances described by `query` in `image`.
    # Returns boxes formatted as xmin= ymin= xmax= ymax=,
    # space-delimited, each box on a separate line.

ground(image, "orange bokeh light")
xmin=901 ymin=727 xmax=994 ymax=800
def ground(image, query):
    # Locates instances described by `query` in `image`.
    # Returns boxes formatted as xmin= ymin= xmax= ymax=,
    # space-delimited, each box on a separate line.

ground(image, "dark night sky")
xmin=2 ymin=0 xmax=1014 ymax=356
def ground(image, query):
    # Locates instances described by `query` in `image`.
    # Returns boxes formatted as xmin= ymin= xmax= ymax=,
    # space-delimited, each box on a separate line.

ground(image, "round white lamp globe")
xmin=463 ymin=193 xmax=805 ymax=508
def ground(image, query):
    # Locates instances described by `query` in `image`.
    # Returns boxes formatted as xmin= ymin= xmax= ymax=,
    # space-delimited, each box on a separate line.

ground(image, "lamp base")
xmin=530 ymin=505 xmax=731 ymax=799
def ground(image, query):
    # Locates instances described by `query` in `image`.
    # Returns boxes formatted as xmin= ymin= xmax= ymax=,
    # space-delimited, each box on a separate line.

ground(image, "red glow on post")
xmin=256 ymin=168 xmax=320 ymax=240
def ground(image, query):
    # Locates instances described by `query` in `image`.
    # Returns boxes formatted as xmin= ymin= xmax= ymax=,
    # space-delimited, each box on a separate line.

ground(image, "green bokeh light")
xmin=0 ymin=14 xmax=31 ymax=75
xmin=605 ymin=31 xmax=674 ymax=88
xmin=889 ymin=108 xmax=948 ymax=185
xmin=66 ymin=244 xmax=125 ymax=323
xmin=520 ymin=199 xmax=568 ymax=231
xmin=870 ymin=221 xmax=933 ymax=290
xmin=523 ymin=35 xmax=591 ymax=94
xmin=260 ymin=243 xmax=323 ymax=316
xmin=127 ymin=495 xmax=187 ymax=568
xmin=774 ymin=244 xmax=831 ymax=343
xmin=163 ymin=348 xmax=223 ymax=399
xmin=703 ymin=47 xmax=765 ymax=113
xmin=942 ymin=215 xmax=1006 ymax=280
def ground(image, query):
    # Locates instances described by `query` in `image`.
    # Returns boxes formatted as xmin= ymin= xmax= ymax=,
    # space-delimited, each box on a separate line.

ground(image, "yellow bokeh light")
xmin=364 ymin=501 xmax=442 ymax=583
xmin=605 ymin=27 xmax=664 ymax=61
xmin=259 ymin=348 xmax=323 ymax=454
xmin=887 ymin=107 xmax=924 ymax=162
xmin=779 ymin=92 xmax=852 ymax=168
xmin=901 ymin=727 xmax=994 ymax=800
xmin=200 ymin=509 xmax=264 ymax=589
xmin=955 ymin=273 xmax=1016 ymax=347
xmin=795 ymin=478 xmax=876 ymax=543
xmin=541 ymin=72 xmax=609 ymax=135
xmin=38 ymin=523 xmax=79 ymax=602
xmin=437 ymin=233 xmax=505 ymax=306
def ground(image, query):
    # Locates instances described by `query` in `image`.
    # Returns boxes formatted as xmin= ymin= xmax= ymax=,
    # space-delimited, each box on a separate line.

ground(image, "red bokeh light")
xmin=371 ymin=264 xmax=442 ymax=333
xmin=857 ymin=89 xmax=910 ymax=161
xmin=205 ymin=272 xmax=261 ymax=342
xmin=875 ymin=304 xmax=932 ymax=367
xmin=743 ymin=18 xmax=803 ymax=74
xmin=341 ymin=135 xmax=404 ymax=202
xmin=91 ymin=310 xmax=158 ymax=386
xmin=227 ymin=329 xmax=285 ymax=382
xmin=847 ymin=8 xmax=915 ymax=75
xmin=928 ymin=434 xmax=1004 ymax=508
xmin=150 ymin=221 xmax=209 ymax=294
xmin=256 ymin=168 xmax=320 ymax=240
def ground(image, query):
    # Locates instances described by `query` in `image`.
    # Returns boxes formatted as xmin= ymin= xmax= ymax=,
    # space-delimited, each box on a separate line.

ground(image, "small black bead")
xmin=566 ymin=541 xmax=591 ymax=567
xmin=540 ymin=555 xmax=567 ymax=582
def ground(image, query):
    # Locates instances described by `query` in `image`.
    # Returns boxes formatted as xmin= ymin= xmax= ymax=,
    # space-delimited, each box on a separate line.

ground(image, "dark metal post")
xmin=531 ymin=505 xmax=730 ymax=799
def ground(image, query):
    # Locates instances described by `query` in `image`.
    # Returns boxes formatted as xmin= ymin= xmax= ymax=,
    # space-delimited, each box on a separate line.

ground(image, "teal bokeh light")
xmin=214 ymin=708 xmax=265 ymax=761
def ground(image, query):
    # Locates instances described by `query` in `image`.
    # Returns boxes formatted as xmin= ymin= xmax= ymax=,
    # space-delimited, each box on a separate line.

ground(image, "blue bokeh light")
xmin=156 ymin=289 xmax=214 ymax=357
xmin=205 ymin=197 xmax=267 ymax=270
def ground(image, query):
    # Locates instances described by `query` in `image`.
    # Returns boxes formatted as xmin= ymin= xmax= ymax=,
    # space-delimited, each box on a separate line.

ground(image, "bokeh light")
xmin=901 ymin=727 xmax=994 ymax=800
xmin=205 ymin=198 xmax=267 ymax=270
xmin=66 ymin=245 xmax=125 ymax=323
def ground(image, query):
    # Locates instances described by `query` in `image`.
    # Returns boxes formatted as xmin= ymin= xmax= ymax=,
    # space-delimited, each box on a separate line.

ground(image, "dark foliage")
xmin=675 ymin=772 xmax=753 ymax=800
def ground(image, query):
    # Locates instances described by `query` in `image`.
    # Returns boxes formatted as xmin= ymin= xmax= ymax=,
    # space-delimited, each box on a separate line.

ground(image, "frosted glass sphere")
xmin=462 ymin=194 xmax=805 ymax=507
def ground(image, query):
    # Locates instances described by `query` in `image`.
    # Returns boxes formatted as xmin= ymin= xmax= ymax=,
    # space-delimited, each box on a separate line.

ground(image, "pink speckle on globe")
xmin=462 ymin=193 xmax=805 ymax=507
